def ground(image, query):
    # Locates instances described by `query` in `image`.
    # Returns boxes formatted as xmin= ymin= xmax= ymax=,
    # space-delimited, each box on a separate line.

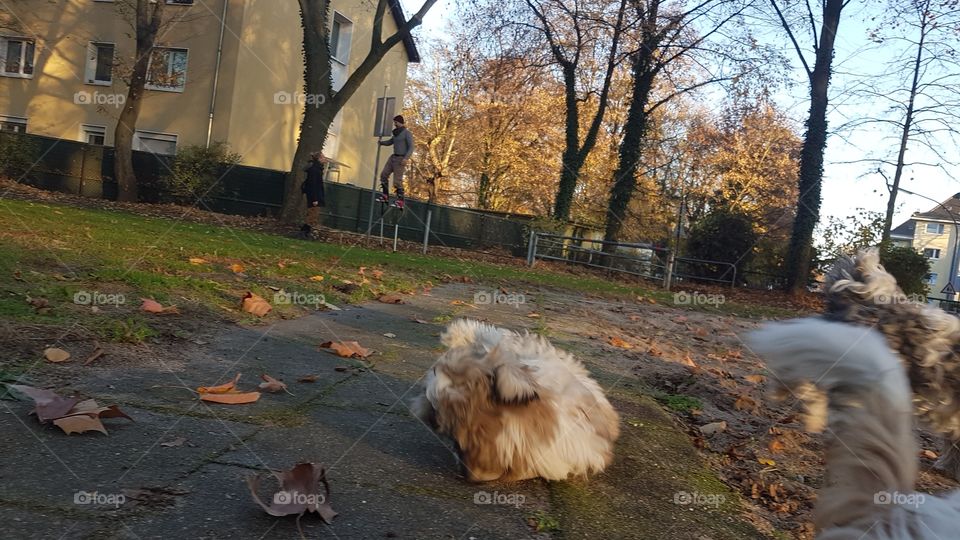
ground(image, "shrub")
xmin=880 ymin=244 xmax=931 ymax=297
xmin=685 ymin=207 xmax=758 ymax=283
xmin=161 ymin=142 xmax=240 ymax=205
xmin=0 ymin=133 xmax=40 ymax=181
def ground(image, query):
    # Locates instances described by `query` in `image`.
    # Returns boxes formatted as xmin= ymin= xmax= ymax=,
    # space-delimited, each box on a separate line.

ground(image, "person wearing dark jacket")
xmin=377 ymin=115 xmax=414 ymax=209
xmin=300 ymin=151 xmax=327 ymax=239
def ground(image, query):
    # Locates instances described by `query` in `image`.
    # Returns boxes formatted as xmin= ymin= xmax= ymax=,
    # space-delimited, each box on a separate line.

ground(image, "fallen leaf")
xmin=246 ymin=462 xmax=337 ymax=523
xmin=10 ymin=385 xmax=80 ymax=421
xmin=8 ymin=385 xmax=132 ymax=433
xmin=297 ymin=375 xmax=319 ymax=383
xmin=378 ymin=294 xmax=405 ymax=304
xmin=768 ymin=438 xmax=786 ymax=454
xmin=371 ymin=269 xmax=384 ymax=280
xmin=197 ymin=373 xmax=242 ymax=394
xmin=277 ymin=261 xmax=287 ymax=269
xmin=319 ymin=341 xmax=372 ymax=358
xmin=229 ymin=263 xmax=245 ymax=273
xmin=734 ymin=394 xmax=760 ymax=413
xmin=242 ymin=292 xmax=272 ymax=317
xmin=200 ymin=392 xmax=261 ymax=404
xmin=308 ymin=275 xmax=325 ymax=282
xmin=53 ymin=414 xmax=107 ymax=435
xmin=412 ymin=318 xmax=429 ymax=324
xmin=680 ymin=354 xmax=698 ymax=368
xmin=745 ymin=374 xmax=766 ymax=384
xmin=921 ymin=449 xmax=939 ymax=460
xmin=699 ymin=421 xmax=727 ymax=437
xmin=161 ymin=437 xmax=187 ymax=448
xmin=44 ymin=348 xmax=71 ymax=363
xmin=189 ymin=257 xmax=207 ymax=265
xmin=383 ymin=333 xmax=396 ymax=338
xmin=758 ymin=457 xmax=776 ymax=466
xmin=607 ymin=337 xmax=633 ymax=349
xmin=82 ymin=342 xmax=105 ymax=366
xmin=259 ymin=374 xmax=288 ymax=393
xmin=526 ymin=312 xmax=541 ymax=318
xmin=140 ymin=298 xmax=179 ymax=315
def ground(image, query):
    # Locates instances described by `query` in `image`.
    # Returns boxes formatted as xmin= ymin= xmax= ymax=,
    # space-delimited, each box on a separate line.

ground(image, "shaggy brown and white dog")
xmin=411 ymin=319 xmax=620 ymax=482
xmin=749 ymin=318 xmax=960 ymax=539
xmin=823 ymin=248 xmax=960 ymax=478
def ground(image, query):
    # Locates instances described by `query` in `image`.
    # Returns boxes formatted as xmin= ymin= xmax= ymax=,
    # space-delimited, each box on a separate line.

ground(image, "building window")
xmin=927 ymin=223 xmax=946 ymax=234
xmin=134 ymin=130 xmax=177 ymax=155
xmin=924 ymin=248 xmax=942 ymax=259
xmin=928 ymin=273 xmax=939 ymax=285
xmin=322 ymin=111 xmax=343 ymax=160
xmin=330 ymin=13 xmax=352 ymax=91
xmin=82 ymin=125 xmax=106 ymax=145
xmin=85 ymin=42 xmax=114 ymax=84
xmin=167 ymin=0 xmax=195 ymax=4
xmin=1 ymin=37 xmax=36 ymax=77
xmin=0 ymin=115 xmax=27 ymax=133
xmin=146 ymin=48 xmax=188 ymax=91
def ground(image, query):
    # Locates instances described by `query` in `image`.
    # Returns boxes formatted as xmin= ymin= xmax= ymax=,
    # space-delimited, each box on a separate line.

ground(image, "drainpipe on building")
xmin=206 ymin=0 xmax=229 ymax=148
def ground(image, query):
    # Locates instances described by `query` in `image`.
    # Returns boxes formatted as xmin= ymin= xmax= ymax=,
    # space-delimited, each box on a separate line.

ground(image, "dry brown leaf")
xmin=319 ymin=341 xmax=372 ymax=358
xmin=53 ymin=414 xmax=107 ymax=435
xmin=241 ymin=292 xmax=272 ymax=317
xmin=200 ymin=392 xmax=261 ymax=404
xmin=197 ymin=373 xmax=242 ymax=394
xmin=527 ymin=312 xmax=541 ymax=318
xmin=734 ymin=394 xmax=760 ymax=413
xmin=921 ymin=449 xmax=939 ymax=459
xmin=308 ymin=275 xmax=325 ymax=282
xmin=188 ymin=257 xmax=207 ymax=265
xmin=229 ymin=263 xmax=245 ymax=273
xmin=9 ymin=385 xmax=132 ymax=434
xmin=768 ymin=438 xmax=786 ymax=454
xmin=246 ymin=462 xmax=337 ymax=523
xmin=259 ymin=374 xmax=288 ymax=393
xmin=371 ymin=269 xmax=384 ymax=280
xmin=377 ymin=294 xmax=405 ymax=304
xmin=680 ymin=354 xmax=698 ymax=368
xmin=745 ymin=374 xmax=766 ymax=384
xmin=607 ymin=336 xmax=633 ymax=349
xmin=297 ymin=375 xmax=319 ymax=383
xmin=140 ymin=298 xmax=179 ymax=315
xmin=10 ymin=385 xmax=80 ymax=421
xmin=699 ymin=421 xmax=727 ymax=436
xmin=44 ymin=347 xmax=71 ymax=363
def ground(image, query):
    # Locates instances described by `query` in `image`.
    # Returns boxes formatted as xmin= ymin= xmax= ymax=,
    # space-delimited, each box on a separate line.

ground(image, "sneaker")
xmin=376 ymin=193 xmax=389 ymax=204
xmin=391 ymin=199 xmax=405 ymax=210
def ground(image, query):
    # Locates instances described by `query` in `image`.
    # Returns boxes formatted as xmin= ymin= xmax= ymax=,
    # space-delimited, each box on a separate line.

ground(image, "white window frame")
xmin=0 ymin=36 xmax=37 ymax=78
xmin=926 ymin=223 xmax=946 ymax=234
xmin=145 ymin=47 xmax=188 ymax=92
xmin=84 ymin=41 xmax=115 ymax=86
xmin=133 ymin=130 xmax=178 ymax=155
xmin=330 ymin=12 xmax=352 ymax=92
xmin=924 ymin=248 xmax=942 ymax=260
xmin=322 ymin=111 xmax=343 ymax=160
xmin=81 ymin=124 xmax=107 ymax=145
xmin=0 ymin=115 xmax=27 ymax=133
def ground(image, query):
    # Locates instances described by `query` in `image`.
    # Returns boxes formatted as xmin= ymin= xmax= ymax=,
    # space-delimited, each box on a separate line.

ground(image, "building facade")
xmin=0 ymin=0 xmax=419 ymax=185
xmin=890 ymin=194 xmax=960 ymax=300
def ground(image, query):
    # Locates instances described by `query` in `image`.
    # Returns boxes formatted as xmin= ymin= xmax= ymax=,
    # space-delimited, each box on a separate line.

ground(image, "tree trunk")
xmin=882 ymin=11 xmax=927 ymax=245
xmin=784 ymin=0 xmax=844 ymax=293
xmin=553 ymin=65 xmax=582 ymax=220
xmin=113 ymin=0 xmax=163 ymax=202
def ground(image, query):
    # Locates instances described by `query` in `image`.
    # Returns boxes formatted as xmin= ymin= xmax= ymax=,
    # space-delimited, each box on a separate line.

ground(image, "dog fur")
xmin=748 ymin=318 xmax=960 ymax=539
xmin=824 ymin=248 xmax=960 ymax=477
xmin=411 ymin=319 xmax=620 ymax=482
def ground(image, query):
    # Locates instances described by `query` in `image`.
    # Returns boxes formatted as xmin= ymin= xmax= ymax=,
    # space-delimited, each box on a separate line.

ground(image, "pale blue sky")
xmin=415 ymin=1 xmax=960 ymax=229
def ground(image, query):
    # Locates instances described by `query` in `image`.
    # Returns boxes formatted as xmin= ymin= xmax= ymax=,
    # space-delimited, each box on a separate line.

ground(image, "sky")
xmin=415 ymin=1 xmax=960 ymax=231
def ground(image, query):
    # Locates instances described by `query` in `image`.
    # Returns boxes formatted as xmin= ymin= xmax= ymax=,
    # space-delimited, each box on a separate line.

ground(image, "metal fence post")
xmin=393 ymin=222 xmax=399 ymax=252
xmin=422 ymin=209 xmax=432 ymax=254
xmin=663 ymin=250 xmax=675 ymax=290
xmin=527 ymin=232 xmax=538 ymax=267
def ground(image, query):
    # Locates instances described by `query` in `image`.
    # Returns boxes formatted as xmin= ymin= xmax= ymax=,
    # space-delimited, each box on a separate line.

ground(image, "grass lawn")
xmin=0 ymin=198 xmax=794 ymax=333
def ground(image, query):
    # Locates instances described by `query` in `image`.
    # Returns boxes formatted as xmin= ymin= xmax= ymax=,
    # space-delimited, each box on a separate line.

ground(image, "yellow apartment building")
xmin=890 ymin=194 xmax=960 ymax=300
xmin=0 ymin=0 xmax=419 ymax=185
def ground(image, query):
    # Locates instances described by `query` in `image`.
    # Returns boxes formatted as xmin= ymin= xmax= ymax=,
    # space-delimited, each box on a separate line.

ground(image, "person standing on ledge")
xmin=377 ymin=115 xmax=414 ymax=209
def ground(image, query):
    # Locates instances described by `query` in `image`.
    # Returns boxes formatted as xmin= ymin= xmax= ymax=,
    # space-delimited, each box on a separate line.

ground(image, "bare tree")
xmin=278 ymin=0 xmax=437 ymax=223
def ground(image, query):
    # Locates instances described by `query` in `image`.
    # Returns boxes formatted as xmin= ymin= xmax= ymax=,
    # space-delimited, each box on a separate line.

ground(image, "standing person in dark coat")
xmin=300 ymin=151 xmax=327 ymax=239
xmin=377 ymin=115 xmax=414 ymax=209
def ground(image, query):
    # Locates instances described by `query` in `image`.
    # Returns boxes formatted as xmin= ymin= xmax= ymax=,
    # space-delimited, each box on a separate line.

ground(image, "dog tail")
xmin=746 ymin=318 xmax=917 ymax=530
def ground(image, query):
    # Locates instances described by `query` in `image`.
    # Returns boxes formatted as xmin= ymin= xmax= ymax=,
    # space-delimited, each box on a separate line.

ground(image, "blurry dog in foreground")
xmin=824 ymin=248 xmax=960 ymax=478
xmin=749 ymin=318 xmax=960 ymax=539
xmin=411 ymin=319 xmax=620 ymax=482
